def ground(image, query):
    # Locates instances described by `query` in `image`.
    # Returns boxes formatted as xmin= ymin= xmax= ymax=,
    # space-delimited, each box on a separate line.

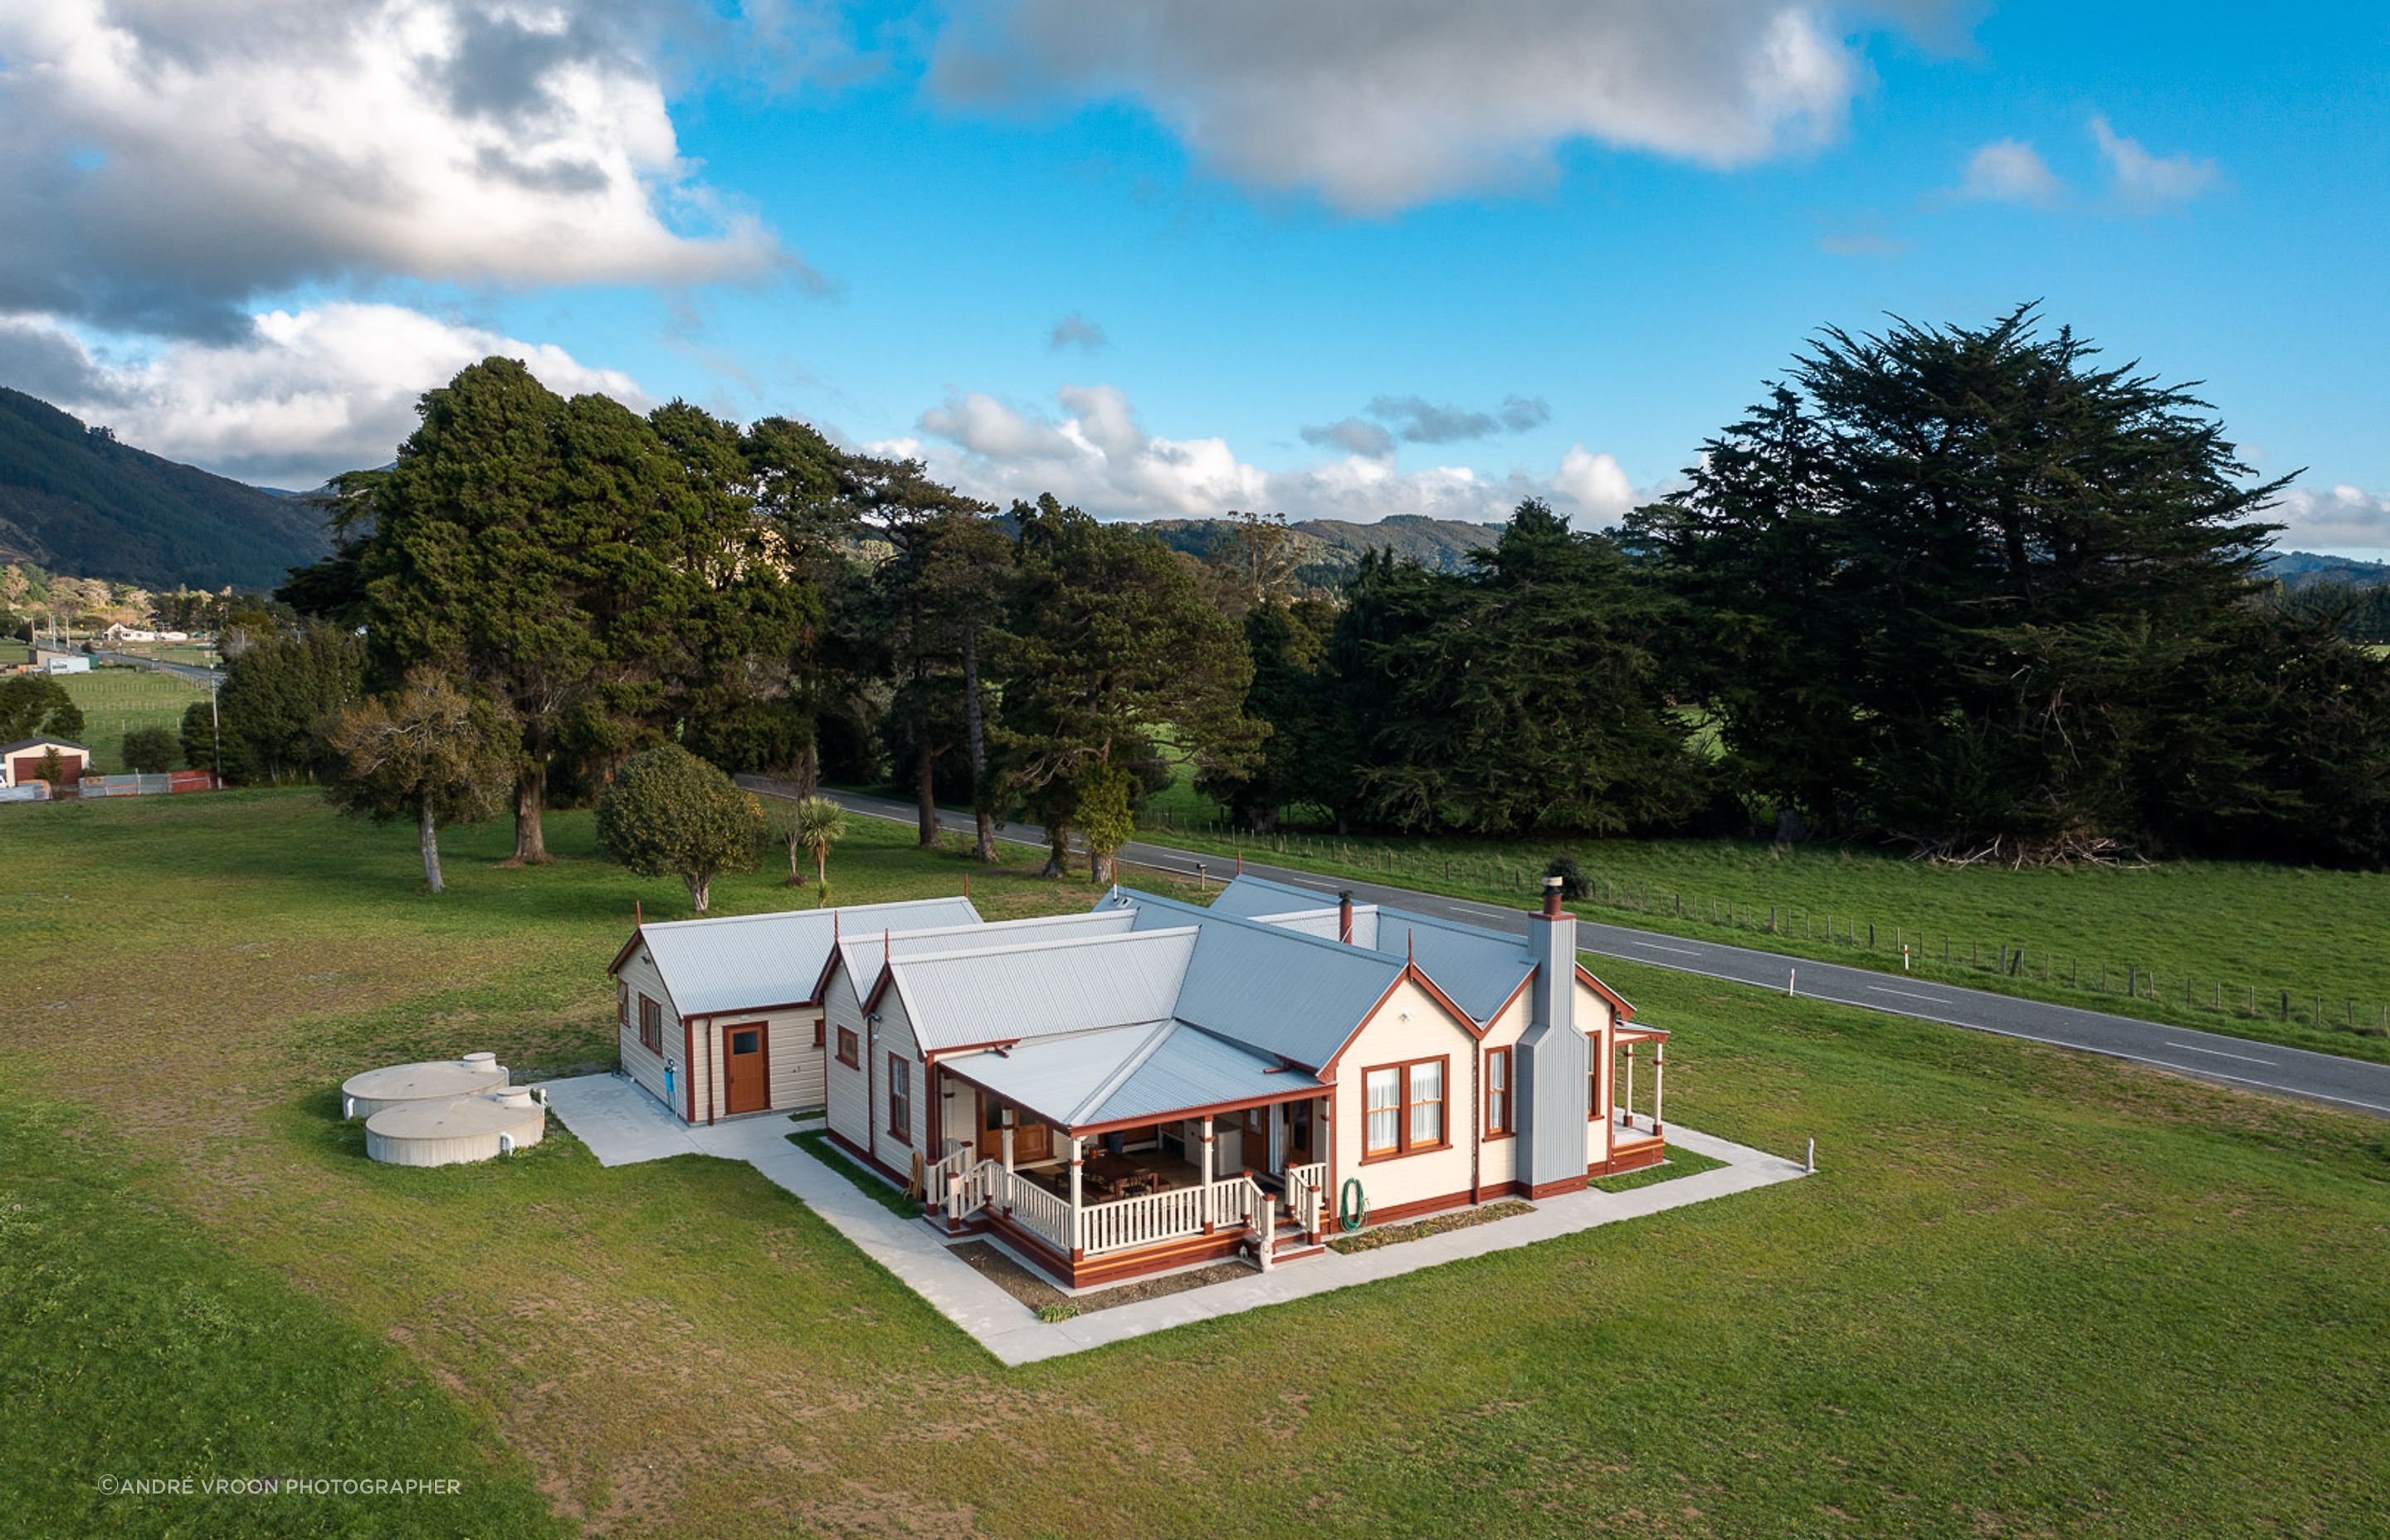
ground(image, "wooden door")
xmin=1285 ymin=1099 xmax=1315 ymax=1167
xmin=724 ymin=1022 xmax=770 ymax=1114
xmin=979 ymin=1094 xmax=1051 ymax=1163
xmin=1013 ymin=1114 xmax=1051 ymax=1163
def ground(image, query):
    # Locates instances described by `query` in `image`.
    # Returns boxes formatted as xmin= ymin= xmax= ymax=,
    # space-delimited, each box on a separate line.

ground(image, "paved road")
xmin=91 ymin=649 xmax=223 ymax=685
xmin=756 ymin=781 xmax=2390 ymax=1120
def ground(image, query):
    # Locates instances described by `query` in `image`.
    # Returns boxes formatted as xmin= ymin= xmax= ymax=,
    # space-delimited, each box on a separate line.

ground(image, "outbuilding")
xmin=0 ymin=737 xmax=90 ymax=789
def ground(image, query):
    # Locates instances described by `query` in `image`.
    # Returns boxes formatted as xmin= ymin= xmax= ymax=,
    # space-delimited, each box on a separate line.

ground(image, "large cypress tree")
xmin=1629 ymin=306 xmax=2390 ymax=861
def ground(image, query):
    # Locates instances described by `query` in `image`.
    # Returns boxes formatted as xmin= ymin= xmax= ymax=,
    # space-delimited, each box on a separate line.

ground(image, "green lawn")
xmin=56 ymin=665 xmax=209 ymax=772
xmin=1131 ymin=806 xmax=2390 ymax=1060
xmin=2 ymin=792 xmax=2387 ymax=1536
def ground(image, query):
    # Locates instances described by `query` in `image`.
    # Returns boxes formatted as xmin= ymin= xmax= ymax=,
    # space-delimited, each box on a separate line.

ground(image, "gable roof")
xmin=943 ymin=1019 xmax=1325 ymax=1135
xmin=1108 ymin=889 xmax=1422 ymax=1070
xmin=826 ymin=908 xmax=1136 ymax=1006
xmin=880 ymin=927 xmax=1200 ymax=1053
xmin=1 ymin=737 xmax=90 ymax=755
xmin=612 ymin=895 xmax=981 ymax=1018
xmin=1208 ymin=872 xmax=1632 ymax=1026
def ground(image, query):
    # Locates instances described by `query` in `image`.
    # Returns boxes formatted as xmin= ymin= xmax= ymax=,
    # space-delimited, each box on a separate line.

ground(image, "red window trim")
xmin=812 ymin=1016 xmax=826 ymax=1049
xmin=617 ymin=980 xmax=629 ymax=1028
xmin=886 ymin=1053 xmax=912 ymax=1143
xmin=836 ymin=1026 xmax=859 ymax=1069
xmin=1359 ymin=1055 xmax=1451 ymax=1164
xmin=1485 ymin=1045 xmax=1514 ymax=1139
xmin=637 ymin=993 xmax=663 ymax=1055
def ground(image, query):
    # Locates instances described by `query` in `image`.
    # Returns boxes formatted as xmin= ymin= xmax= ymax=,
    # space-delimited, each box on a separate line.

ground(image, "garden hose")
xmin=1338 ymin=1177 xmax=1368 ymax=1233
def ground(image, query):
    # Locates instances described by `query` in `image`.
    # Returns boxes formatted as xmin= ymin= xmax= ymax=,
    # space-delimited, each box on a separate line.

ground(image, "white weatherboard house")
xmin=607 ymin=875 xmax=1670 ymax=1287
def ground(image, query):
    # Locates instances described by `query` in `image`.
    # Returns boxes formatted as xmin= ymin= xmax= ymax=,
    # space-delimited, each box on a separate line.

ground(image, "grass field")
xmin=2 ymin=791 xmax=2387 ymax=1536
xmin=53 ymin=665 xmax=210 ymax=773
xmin=1130 ymin=777 xmax=2390 ymax=1059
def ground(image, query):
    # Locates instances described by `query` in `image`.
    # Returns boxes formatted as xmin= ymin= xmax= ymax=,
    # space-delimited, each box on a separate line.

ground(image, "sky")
xmin=1 ymin=1 xmax=2385 ymax=554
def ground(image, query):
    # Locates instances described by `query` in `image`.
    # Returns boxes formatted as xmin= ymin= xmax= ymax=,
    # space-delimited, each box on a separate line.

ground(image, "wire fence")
xmin=1139 ymin=815 xmax=2390 ymax=1040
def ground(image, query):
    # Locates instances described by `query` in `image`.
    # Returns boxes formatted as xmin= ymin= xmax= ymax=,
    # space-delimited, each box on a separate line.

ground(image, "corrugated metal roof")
xmin=832 ymin=909 xmax=1134 ymax=1001
xmin=632 ymin=895 xmax=980 ymax=1017
xmin=1207 ymin=875 xmax=1538 ymax=1027
xmin=1110 ymin=890 xmax=1407 ymax=1070
xmin=945 ymin=1019 xmax=1324 ymax=1131
xmin=888 ymin=928 xmax=1198 ymax=1051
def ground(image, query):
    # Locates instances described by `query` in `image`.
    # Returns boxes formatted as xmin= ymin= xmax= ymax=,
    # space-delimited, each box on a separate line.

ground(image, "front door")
xmin=724 ymin=1022 xmax=770 ymax=1114
xmin=1285 ymin=1099 xmax=1315 ymax=1167
xmin=979 ymin=1094 xmax=1053 ymax=1163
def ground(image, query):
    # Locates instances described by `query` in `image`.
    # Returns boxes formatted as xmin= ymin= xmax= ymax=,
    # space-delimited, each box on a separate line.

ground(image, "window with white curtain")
xmin=1365 ymin=1067 xmax=1401 ymax=1156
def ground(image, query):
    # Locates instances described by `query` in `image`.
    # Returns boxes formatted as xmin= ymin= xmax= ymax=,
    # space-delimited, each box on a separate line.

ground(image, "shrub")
xmin=121 ymin=725 xmax=179 ymax=774
xmin=595 ymin=745 xmax=763 ymax=915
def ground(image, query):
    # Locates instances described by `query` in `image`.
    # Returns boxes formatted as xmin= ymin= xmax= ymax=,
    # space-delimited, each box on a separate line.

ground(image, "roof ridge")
xmin=1119 ymin=889 xmax=1410 ymax=968
xmin=1065 ymin=1019 xmax=1180 ymax=1125
xmin=644 ymin=894 xmax=975 ymax=933
xmin=890 ymin=924 xmax=1200 ymax=971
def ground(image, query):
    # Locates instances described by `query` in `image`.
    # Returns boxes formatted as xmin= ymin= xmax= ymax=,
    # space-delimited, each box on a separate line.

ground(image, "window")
xmin=836 ymin=1026 xmax=859 ymax=1068
xmin=730 ymin=1027 xmax=761 ymax=1056
xmin=638 ymin=994 xmax=663 ymax=1055
xmin=617 ymin=980 xmax=628 ymax=1028
xmin=887 ymin=1054 xmax=911 ymax=1143
xmin=1485 ymin=1047 xmax=1513 ymax=1137
xmin=813 ymin=1017 xmax=826 ymax=1050
xmin=1362 ymin=1057 xmax=1449 ymax=1159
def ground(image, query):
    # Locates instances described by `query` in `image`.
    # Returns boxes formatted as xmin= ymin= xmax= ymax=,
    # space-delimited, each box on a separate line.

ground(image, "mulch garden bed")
xmin=946 ymin=1240 xmax=1255 ymax=1319
xmin=1326 ymin=1198 xmax=1535 ymax=1254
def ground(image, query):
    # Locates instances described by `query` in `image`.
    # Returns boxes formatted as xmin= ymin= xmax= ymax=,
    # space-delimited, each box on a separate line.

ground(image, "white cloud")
xmin=5 ymin=303 xmax=651 ymax=487
xmin=1956 ymin=139 xmax=2060 ymax=205
xmin=912 ymin=381 xmax=1652 ymax=525
xmin=2267 ymin=483 xmax=2390 ymax=552
xmin=2090 ymin=115 xmax=2218 ymax=211
xmin=0 ymin=1 xmax=789 ymax=334
xmin=931 ymin=1 xmax=1921 ymax=213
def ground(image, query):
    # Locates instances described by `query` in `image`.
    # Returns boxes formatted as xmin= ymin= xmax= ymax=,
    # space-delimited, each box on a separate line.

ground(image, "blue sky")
xmin=3 ymin=2 xmax=2386 ymax=552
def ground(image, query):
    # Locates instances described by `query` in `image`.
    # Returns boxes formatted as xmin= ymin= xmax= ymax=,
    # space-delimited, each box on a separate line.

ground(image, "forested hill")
xmin=2267 ymin=550 xmax=2390 ymax=590
xmin=0 ymin=386 xmax=333 ymax=590
xmin=1143 ymin=513 xmax=1499 ymax=582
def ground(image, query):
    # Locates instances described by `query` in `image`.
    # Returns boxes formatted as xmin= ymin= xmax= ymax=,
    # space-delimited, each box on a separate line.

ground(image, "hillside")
xmin=0 ymin=386 xmax=333 ymax=591
xmin=1144 ymin=512 xmax=1500 ymax=583
xmin=2266 ymin=549 xmax=2390 ymax=590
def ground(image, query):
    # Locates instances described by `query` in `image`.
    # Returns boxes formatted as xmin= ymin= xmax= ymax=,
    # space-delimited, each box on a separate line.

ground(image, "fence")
xmin=1134 ymin=819 xmax=2388 ymax=1040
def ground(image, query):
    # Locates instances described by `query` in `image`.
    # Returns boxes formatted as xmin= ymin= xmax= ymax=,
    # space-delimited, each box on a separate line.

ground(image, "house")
xmin=607 ymin=896 xmax=983 ymax=1123
xmin=828 ymin=872 xmax=1666 ymax=1284
xmin=0 ymin=737 xmax=90 ymax=789
xmin=32 ymin=646 xmax=90 ymax=675
xmin=100 ymin=623 xmax=158 ymax=643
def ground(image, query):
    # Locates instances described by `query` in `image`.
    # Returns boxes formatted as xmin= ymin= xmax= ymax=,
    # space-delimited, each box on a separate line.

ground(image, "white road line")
xmin=2163 ymin=1041 xmax=2278 ymax=1066
xmin=1869 ymin=985 xmax=1954 ymax=1005
xmin=1630 ymin=940 xmax=1701 ymax=957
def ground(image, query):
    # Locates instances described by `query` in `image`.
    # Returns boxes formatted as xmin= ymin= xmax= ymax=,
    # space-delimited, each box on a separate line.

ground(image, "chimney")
xmin=1512 ymin=870 xmax=1587 ymax=1192
xmin=1338 ymin=890 xmax=1354 ymax=944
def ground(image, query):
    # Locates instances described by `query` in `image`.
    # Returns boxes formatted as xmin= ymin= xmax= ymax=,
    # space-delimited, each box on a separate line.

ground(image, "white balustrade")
xmin=1000 ymin=1169 xmax=1074 ymax=1252
xmin=1285 ymin=1162 xmax=1327 ymax=1236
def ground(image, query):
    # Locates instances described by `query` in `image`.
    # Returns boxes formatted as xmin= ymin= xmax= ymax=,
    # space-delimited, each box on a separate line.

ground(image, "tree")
xmin=324 ymin=671 xmax=521 ymax=893
xmin=121 ymin=725 xmax=178 ymax=774
xmin=783 ymin=795 xmax=849 ymax=889
xmin=1624 ymin=305 xmax=2375 ymax=860
xmin=211 ymin=623 xmax=363 ymax=783
xmin=596 ymin=744 xmax=764 ymax=914
xmin=0 ymin=674 xmax=84 ymax=743
xmin=997 ymin=496 xmax=1261 ymax=879
xmin=876 ymin=498 xmax=1008 ymax=855
xmin=1341 ymin=501 xmax=1708 ymax=836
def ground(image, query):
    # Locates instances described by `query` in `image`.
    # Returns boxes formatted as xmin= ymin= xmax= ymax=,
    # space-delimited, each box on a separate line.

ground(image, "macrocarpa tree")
xmin=597 ymin=744 xmax=765 ymax=914
xmin=323 ymin=670 xmax=521 ymax=894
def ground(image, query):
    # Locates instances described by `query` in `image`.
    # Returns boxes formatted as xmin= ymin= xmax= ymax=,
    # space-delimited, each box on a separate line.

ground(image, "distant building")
xmin=1 ymin=737 xmax=89 ymax=789
xmin=100 ymin=622 xmax=158 ymax=642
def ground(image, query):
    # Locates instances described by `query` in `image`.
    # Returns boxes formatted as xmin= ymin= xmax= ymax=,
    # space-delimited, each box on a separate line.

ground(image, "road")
xmin=756 ymin=781 xmax=2390 ymax=1120
xmin=91 ymin=649 xmax=223 ymax=685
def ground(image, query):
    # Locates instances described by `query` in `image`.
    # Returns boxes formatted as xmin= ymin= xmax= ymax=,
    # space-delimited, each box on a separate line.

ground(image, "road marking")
xmin=2163 ymin=1041 xmax=2277 ymax=1066
xmin=1451 ymin=902 xmax=1516 ymax=919
xmin=1869 ymin=986 xmax=1953 ymax=1005
xmin=1630 ymin=940 xmax=1700 ymax=957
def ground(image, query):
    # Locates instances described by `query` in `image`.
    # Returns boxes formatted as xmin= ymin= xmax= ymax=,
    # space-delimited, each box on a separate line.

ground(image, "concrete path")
xmin=759 ymin=781 xmax=2390 ymax=1121
xmin=539 ymin=1071 xmax=1807 ymax=1366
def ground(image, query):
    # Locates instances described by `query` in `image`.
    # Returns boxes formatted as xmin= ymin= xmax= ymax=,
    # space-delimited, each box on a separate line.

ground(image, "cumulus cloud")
xmin=1048 ymin=313 xmax=1109 ymax=351
xmin=6 ymin=303 xmax=651 ymax=487
xmin=2091 ymin=115 xmax=2218 ymax=210
xmin=929 ymin=1 xmax=1917 ymax=213
xmin=913 ymin=381 xmax=1650 ymax=526
xmin=1355 ymin=392 xmax=1552 ymax=445
xmin=1956 ymin=139 xmax=2061 ymax=205
xmin=2267 ymin=483 xmax=2390 ymax=551
xmin=0 ymin=1 xmax=791 ymax=335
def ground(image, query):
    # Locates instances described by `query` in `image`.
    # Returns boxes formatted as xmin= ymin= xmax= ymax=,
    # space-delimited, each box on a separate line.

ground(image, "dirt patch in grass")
xmin=1327 ymin=1198 xmax=1535 ymax=1254
xmin=945 ymin=1240 xmax=1255 ymax=1315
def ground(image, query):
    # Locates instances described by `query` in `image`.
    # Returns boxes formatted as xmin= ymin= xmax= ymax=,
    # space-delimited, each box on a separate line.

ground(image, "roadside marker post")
xmin=1788 ymin=968 xmax=1797 ymax=997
